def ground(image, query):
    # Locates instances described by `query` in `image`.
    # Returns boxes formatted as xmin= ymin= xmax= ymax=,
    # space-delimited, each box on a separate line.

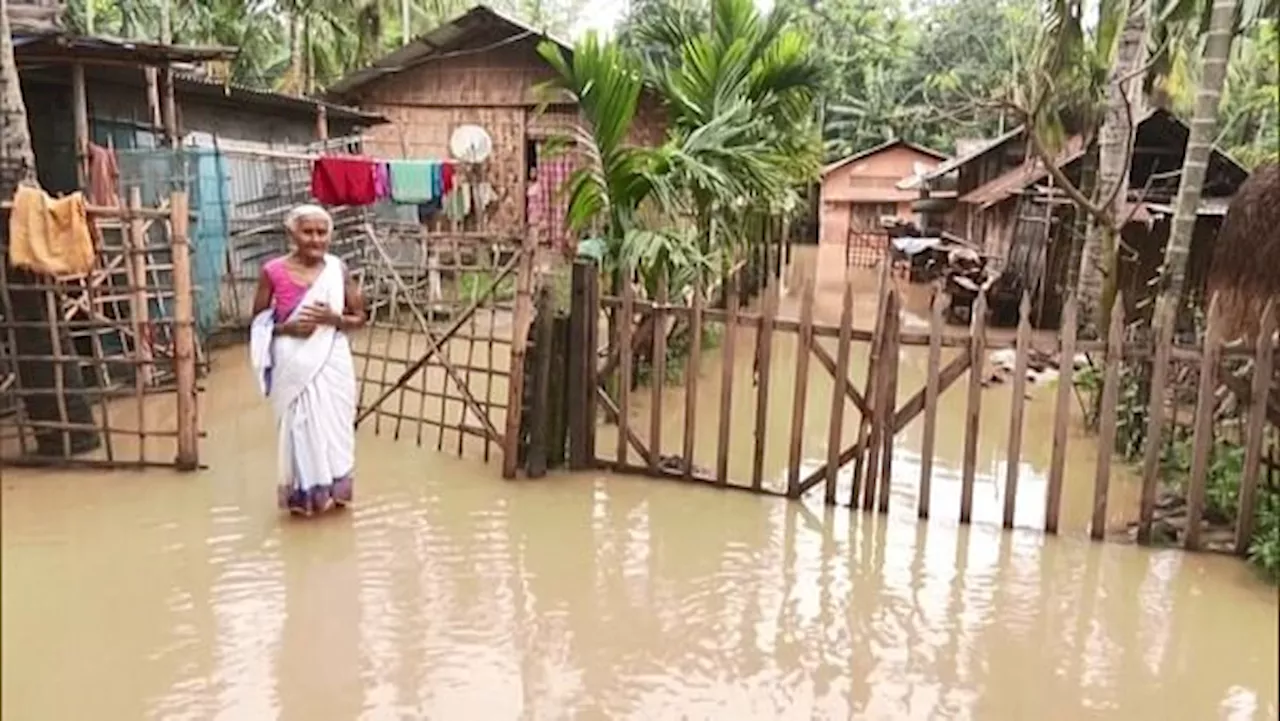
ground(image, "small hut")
xmin=1207 ymin=162 xmax=1280 ymax=343
xmin=324 ymin=4 xmax=667 ymax=244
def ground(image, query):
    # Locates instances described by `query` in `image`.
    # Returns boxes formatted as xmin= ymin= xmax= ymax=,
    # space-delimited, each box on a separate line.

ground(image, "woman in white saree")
xmin=250 ymin=205 xmax=365 ymax=516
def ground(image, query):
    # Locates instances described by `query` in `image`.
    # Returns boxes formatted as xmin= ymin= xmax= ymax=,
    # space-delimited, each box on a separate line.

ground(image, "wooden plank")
xmin=855 ymin=262 xmax=892 ymax=508
xmin=751 ymin=283 xmax=777 ymax=490
xmin=1138 ymin=300 xmax=1176 ymax=544
xmin=1003 ymin=294 xmax=1033 ymax=529
xmin=1185 ymin=295 xmax=1223 ymax=551
xmin=501 ymin=236 xmax=538 ymax=479
xmin=810 ymin=342 xmax=870 ymax=415
xmin=826 ymin=273 xmax=855 ymax=505
xmin=682 ymin=279 xmax=703 ymax=480
xmin=584 ymin=264 xmax=600 ymax=463
xmin=527 ymin=287 xmax=554 ymax=478
xmin=715 ymin=274 xmax=739 ymax=485
xmin=567 ymin=262 xmax=593 ymax=470
xmin=959 ymin=292 xmax=987 ymax=524
xmin=617 ymin=269 xmax=636 ymax=468
xmin=169 ymin=191 xmax=199 ymax=471
xmin=1045 ymin=295 xmax=1078 ymax=534
xmin=918 ymin=290 xmax=945 ymax=519
xmin=1091 ymin=294 xmax=1126 ymax=540
xmin=649 ymin=271 xmax=668 ymax=474
xmin=875 ymin=291 xmax=900 ymax=513
xmin=1236 ymin=299 xmax=1276 ymax=555
xmin=786 ymin=278 xmax=815 ymax=497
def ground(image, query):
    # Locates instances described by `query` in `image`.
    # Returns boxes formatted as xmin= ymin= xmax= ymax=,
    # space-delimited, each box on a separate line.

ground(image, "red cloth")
xmin=441 ymin=162 xmax=455 ymax=195
xmin=310 ymin=156 xmax=377 ymax=206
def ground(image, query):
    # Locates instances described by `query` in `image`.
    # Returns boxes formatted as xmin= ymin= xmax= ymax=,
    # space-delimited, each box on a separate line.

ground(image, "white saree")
xmin=250 ymin=254 xmax=356 ymax=513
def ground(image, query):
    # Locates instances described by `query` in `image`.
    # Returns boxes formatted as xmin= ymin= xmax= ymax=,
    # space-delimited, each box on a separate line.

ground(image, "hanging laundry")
xmin=311 ymin=155 xmax=377 ymax=206
xmin=388 ymin=160 xmax=437 ymax=204
xmin=86 ymin=143 xmax=120 ymax=207
xmin=373 ymin=162 xmax=391 ymax=201
xmin=441 ymin=163 xmax=456 ymax=196
xmin=417 ymin=198 xmax=443 ymax=224
xmin=474 ymin=182 xmax=497 ymax=212
xmin=7 ymin=185 xmax=97 ymax=276
xmin=444 ymin=183 xmax=472 ymax=223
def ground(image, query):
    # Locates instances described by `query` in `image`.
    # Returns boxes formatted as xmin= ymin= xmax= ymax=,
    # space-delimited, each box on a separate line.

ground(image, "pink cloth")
xmin=264 ymin=257 xmax=310 ymax=323
xmin=373 ymin=163 xmax=390 ymax=200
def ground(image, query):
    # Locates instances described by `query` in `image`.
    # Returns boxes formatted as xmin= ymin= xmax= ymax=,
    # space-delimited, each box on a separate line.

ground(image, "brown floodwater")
xmin=3 ymin=246 xmax=1278 ymax=720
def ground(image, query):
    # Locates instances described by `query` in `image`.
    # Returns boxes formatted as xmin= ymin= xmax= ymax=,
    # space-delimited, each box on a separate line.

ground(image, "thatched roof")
xmin=1208 ymin=161 xmax=1280 ymax=343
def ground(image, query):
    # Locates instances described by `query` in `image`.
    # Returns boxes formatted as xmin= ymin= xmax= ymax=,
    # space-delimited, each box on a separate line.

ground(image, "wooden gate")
xmin=351 ymin=224 xmax=537 ymax=477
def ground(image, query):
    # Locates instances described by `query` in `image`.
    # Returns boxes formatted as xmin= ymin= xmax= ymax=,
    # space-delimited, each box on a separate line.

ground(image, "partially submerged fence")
xmin=532 ymin=256 xmax=1278 ymax=556
xmin=0 ymin=192 xmax=202 ymax=470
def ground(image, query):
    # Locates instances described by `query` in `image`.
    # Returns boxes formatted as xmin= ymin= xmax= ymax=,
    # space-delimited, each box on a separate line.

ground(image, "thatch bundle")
xmin=1207 ymin=162 xmax=1280 ymax=342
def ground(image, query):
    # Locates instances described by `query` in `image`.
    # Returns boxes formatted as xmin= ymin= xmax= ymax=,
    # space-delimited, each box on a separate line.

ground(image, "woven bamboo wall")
xmin=353 ymin=38 xmax=667 ymax=238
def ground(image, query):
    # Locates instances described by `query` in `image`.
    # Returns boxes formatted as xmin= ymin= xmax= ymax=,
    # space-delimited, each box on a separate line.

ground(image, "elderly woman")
xmin=250 ymin=205 xmax=365 ymax=516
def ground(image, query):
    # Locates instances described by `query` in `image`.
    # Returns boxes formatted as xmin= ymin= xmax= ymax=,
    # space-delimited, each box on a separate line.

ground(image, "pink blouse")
xmin=263 ymin=257 xmax=310 ymax=323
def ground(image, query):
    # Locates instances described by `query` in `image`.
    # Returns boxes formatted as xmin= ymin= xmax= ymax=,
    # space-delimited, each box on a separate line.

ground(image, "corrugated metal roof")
xmin=174 ymin=73 xmax=388 ymax=125
xmin=961 ymin=135 xmax=1086 ymax=208
xmin=325 ymin=4 xmax=571 ymax=99
xmin=13 ymin=31 xmax=237 ymax=65
xmin=921 ymin=125 xmax=1025 ymax=182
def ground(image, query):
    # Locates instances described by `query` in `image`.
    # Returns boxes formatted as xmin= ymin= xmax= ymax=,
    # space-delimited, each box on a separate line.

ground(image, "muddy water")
xmin=3 ymin=248 xmax=1278 ymax=720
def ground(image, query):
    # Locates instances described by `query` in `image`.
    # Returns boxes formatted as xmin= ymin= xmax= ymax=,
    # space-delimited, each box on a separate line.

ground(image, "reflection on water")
xmin=3 ymin=357 xmax=1277 ymax=719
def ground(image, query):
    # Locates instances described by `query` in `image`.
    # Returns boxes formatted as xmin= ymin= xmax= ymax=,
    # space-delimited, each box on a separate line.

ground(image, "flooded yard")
xmin=3 ymin=340 xmax=1278 ymax=720
xmin=2 ymin=246 xmax=1278 ymax=720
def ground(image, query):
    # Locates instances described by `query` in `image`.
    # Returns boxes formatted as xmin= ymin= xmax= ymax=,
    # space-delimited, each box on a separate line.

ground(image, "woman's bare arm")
xmin=252 ymin=267 xmax=272 ymax=316
xmin=339 ymin=274 xmax=367 ymax=332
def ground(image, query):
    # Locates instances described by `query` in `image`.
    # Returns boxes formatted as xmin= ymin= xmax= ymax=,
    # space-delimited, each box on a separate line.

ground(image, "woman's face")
xmin=291 ymin=217 xmax=331 ymax=261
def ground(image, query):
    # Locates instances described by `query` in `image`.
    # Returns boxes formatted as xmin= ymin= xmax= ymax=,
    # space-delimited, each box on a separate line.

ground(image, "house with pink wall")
xmin=819 ymin=139 xmax=949 ymax=247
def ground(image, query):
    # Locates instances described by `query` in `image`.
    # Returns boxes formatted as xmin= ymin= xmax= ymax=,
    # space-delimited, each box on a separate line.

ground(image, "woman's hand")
xmin=297 ymin=301 xmax=343 ymax=328
xmin=275 ymin=320 xmax=316 ymax=338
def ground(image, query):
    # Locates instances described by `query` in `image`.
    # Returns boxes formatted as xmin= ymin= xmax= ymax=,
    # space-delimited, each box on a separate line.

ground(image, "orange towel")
xmin=7 ymin=184 xmax=96 ymax=276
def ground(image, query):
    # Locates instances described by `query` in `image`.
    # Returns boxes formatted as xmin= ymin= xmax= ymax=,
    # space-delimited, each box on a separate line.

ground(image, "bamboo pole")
xmin=71 ymin=63 xmax=89 ymax=189
xmin=170 ymin=191 xmax=198 ymax=470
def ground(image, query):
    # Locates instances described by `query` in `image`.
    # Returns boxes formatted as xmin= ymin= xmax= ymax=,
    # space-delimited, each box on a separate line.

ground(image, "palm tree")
xmin=1158 ymin=0 xmax=1243 ymax=308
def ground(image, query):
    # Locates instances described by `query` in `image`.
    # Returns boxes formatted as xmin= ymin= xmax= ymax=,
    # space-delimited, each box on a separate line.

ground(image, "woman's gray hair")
xmin=284 ymin=204 xmax=333 ymax=232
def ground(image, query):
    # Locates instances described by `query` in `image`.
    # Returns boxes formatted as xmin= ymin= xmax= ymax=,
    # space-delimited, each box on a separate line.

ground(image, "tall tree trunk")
xmin=1079 ymin=0 xmax=1150 ymax=333
xmin=1158 ymin=0 xmax=1241 ymax=311
xmin=0 ymin=0 xmax=101 ymax=456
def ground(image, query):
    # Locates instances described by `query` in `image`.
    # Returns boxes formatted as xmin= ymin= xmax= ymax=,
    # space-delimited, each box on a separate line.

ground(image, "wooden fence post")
xmin=1003 ymin=294 xmax=1032 ymax=529
xmin=1045 ymin=294 xmax=1078 ymax=533
xmin=959 ymin=291 xmax=987 ymax=524
xmin=1091 ymin=293 xmax=1126 ymax=540
xmin=567 ymin=261 xmax=594 ymax=470
xmin=1138 ymin=300 xmax=1176 ymax=544
xmin=1185 ymin=295 xmax=1223 ymax=550
xmin=1236 ymin=300 xmax=1276 ymax=554
xmin=170 ymin=191 xmax=199 ymax=471
xmin=526 ymin=286 xmax=554 ymax=478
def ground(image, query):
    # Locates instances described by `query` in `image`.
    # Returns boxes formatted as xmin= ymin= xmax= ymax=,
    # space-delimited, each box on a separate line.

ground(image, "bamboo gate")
xmin=0 ymin=191 xmax=201 ymax=471
xmin=520 ymin=253 xmax=1279 ymax=557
